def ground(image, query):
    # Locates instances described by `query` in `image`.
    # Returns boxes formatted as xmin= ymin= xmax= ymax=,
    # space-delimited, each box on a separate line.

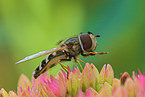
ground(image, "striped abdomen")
xmin=33 ymin=50 xmax=67 ymax=79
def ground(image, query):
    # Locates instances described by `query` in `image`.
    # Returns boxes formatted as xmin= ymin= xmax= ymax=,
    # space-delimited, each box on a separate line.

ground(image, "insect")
xmin=16 ymin=32 xmax=108 ymax=79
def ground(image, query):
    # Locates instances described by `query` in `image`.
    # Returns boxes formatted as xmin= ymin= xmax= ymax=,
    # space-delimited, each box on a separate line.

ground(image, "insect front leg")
xmin=81 ymin=51 xmax=108 ymax=56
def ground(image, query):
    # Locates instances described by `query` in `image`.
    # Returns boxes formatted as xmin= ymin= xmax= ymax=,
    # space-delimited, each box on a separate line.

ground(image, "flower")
xmin=0 ymin=88 xmax=17 ymax=97
xmin=133 ymin=69 xmax=145 ymax=97
xmin=0 ymin=63 xmax=145 ymax=97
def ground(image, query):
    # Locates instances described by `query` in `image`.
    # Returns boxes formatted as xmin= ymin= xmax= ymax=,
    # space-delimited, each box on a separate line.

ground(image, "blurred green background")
xmin=0 ymin=0 xmax=145 ymax=91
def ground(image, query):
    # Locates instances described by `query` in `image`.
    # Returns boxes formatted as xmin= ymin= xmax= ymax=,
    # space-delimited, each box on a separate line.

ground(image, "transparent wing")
xmin=15 ymin=46 xmax=67 ymax=64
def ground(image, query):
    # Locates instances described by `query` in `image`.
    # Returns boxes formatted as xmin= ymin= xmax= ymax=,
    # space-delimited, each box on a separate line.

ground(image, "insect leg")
xmin=76 ymin=60 xmax=83 ymax=71
xmin=58 ymin=60 xmax=68 ymax=73
xmin=81 ymin=52 xmax=108 ymax=56
xmin=76 ymin=58 xmax=86 ymax=64
xmin=74 ymin=57 xmax=84 ymax=71
xmin=90 ymin=52 xmax=108 ymax=55
xmin=58 ymin=57 xmax=72 ymax=79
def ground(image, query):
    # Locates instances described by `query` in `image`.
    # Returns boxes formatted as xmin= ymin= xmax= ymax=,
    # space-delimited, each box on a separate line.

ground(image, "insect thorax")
xmin=64 ymin=37 xmax=82 ymax=57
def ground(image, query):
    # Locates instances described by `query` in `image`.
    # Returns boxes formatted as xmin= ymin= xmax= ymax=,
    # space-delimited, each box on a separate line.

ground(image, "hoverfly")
xmin=16 ymin=32 xmax=108 ymax=79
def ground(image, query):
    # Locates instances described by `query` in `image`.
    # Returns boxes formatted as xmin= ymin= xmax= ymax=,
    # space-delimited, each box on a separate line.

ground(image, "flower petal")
xmin=112 ymin=78 xmax=120 ymax=94
xmin=98 ymin=86 xmax=111 ymax=97
xmin=81 ymin=63 xmax=96 ymax=91
xmin=75 ymin=90 xmax=85 ymax=97
xmin=85 ymin=87 xmax=98 ymax=97
xmin=96 ymin=84 xmax=103 ymax=92
xmin=113 ymin=86 xmax=128 ymax=97
xmin=104 ymin=64 xmax=114 ymax=85
xmin=67 ymin=72 xmax=80 ymax=96
xmin=91 ymin=63 xmax=99 ymax=84
xmin=18 ymin=74 xmax=32 ymax=90
xmin=103 ymin=82 xmax=113 ymax=95
xmin=0 ymin=88 xmax=8 ymax=97
xmin=18 ymin=89 xmax=31 ymax=97
xmin=9 ymin=91 xmax=18 ymax=97
xmin=120 ymin=72 xmax=130 ymax=85
xmin=99 ymin=64 xmax=106 ymax=84
xmin=39 ymin=84 xmax=51 ymax=97
xmin=124 ymin=78 xmax=135 ymax=97
xmin=58 ymin=71 xmax=67 ymax=97
xmin=133 ymin=70 xmax=145 ymax=97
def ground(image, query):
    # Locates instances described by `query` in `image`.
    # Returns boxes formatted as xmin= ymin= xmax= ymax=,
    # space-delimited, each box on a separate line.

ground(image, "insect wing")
xmin=16 ymin=46 xmax=67 ymax=64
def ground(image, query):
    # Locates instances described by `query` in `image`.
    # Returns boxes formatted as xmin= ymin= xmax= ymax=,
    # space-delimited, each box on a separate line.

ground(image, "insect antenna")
xmin=95 ymin=34 xmax=100 ymax=37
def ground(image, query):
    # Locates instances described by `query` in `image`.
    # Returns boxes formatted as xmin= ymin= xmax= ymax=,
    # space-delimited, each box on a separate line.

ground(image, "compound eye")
xmin=80 ymin=33 xmax=92 ymax=51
